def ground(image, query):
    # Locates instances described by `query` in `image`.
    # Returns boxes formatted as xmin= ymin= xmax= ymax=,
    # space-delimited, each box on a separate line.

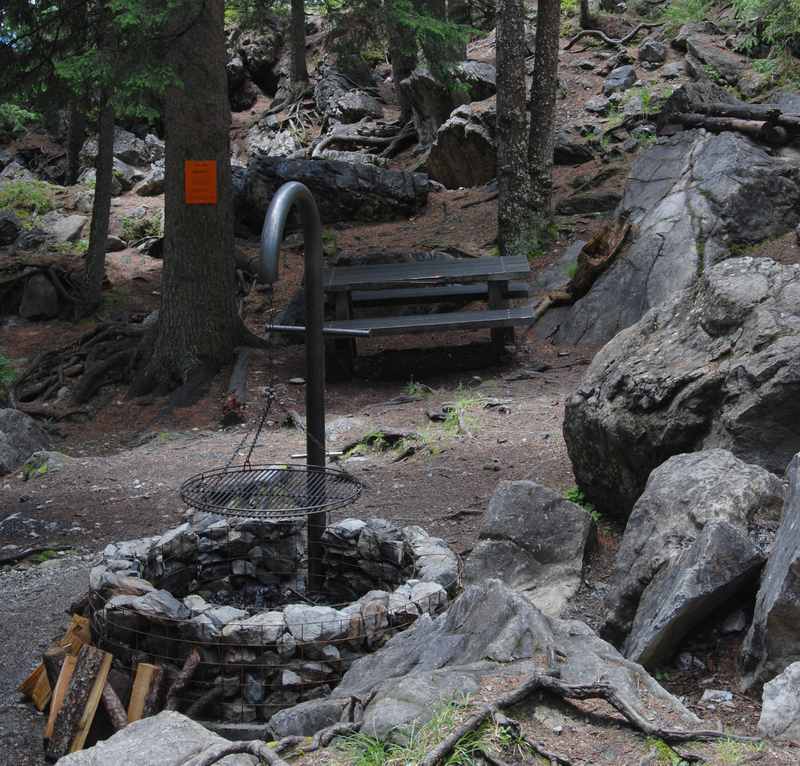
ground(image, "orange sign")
xmin=184 ymin=160 xmax=218 ymax=204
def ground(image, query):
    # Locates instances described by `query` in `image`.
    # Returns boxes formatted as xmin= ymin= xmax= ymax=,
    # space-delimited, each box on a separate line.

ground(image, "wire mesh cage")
xmin=179 ymin=463 xmax=364 ymax=520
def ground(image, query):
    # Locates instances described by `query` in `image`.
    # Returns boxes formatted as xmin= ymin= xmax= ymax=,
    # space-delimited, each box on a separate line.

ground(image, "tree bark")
xmin=81 ymin=89 xmax=114 ymax=311
xmin=66 ymin=99 xmax=86 ymax=186
xmin=387 ymin=6 xmax=418 ymax=124
xmin=495 ymin=0 xmax=533 ymax=258
xmin=528 ymin=0 xmax=561 ymax=241
xmin=579 ymin=0 xmax=591 ymax=29
xmin=289 ymin=0 xmax=308 ymax=86
xmin=447 ymin=0 xmax=471 ymax=24
xmin=133 ymin=0 xmax=245 ymax=393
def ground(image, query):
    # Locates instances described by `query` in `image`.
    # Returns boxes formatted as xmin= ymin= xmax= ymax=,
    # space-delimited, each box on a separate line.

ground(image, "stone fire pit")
xmin=88 ymin=514 xmax=459 ymax=724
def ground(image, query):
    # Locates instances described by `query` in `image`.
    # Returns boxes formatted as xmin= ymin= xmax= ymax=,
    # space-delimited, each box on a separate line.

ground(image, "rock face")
xmin=464 ymin=481 xmax=592 ymax=617
xmin=399 ymin=62 xmax=496 ymax=144
xmin=0 ymin=408 xmax=52 ymax=476
xmin=237 ymin=157 xmax=428 ymax=229
xmin=563 ymin=256 xmax=800 ymax=518
xmin=624 ymin=521 xmax=763 ymax=667
xmin=426 ymin=100 xmax=496 ymax=189
xmin=0 ymin=209 xmax=21 ymax=246
xmin=315 ymin=68 xmax=383 ymax=124
xmin=327 ymin=580 xmax=697 ymax=740
xmin=758 ymin=662 xmax=800 ymax=740
xmin=685 ymin=32 xmax=745 ymax=85
xmin=602 ymin=450 xmax=784 ymax=646
xmin=55 ymin=710 xmax=258 ymax=765
xmin=19 ymin=273 xmax=60 ymax=319
xmin=537 ymin=129 xmax=800 ymax=346
xmin=740 ymin=455 xmax=800 ymax=689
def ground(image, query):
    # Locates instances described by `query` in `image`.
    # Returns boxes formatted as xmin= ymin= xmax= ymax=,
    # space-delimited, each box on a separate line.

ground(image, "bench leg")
xmin=488 ymin=280 xmax=514 ymax=356
xmin=327 ymin=291 xmax=355 ymax=380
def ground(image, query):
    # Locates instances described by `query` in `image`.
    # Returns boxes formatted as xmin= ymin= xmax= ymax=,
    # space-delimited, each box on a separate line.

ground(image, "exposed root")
xmin=183 ymin=740 xmax=291 ymax=766
xmin=565 ymin=22 xmax=662 ymax=50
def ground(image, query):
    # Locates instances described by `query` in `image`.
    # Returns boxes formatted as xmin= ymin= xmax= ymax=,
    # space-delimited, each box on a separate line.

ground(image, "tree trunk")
xmin=387 ymin=7 xmax=418 ymax=124
xmin=447 ymin=0 xmax=471 ymax=24
xmin=81 ymin=90 xmax=114 ymax=311
xmin=65 ymin=100 xmax=86 ymax=186
xmin=290 ymin=0 xmax=308 ymax=86
xmin=496 ymin=0 xmax=533 ymax=258
xmin=580 ymin=0 xmax=591 ymax=29
xmin=528 ymin=0 xmax=561 ymax=242
xmin=134 ymin=0 xmax=244 ymax=393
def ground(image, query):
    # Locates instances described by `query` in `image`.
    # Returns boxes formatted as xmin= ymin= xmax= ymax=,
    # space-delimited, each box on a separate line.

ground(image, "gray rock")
xmin=131 ymin=589 xmax=191 ymax=621
xmin=0 ymin=160 xmax=35 ymax=183
xmin=333 ymin=580 xmax=697 ymax=739
xmin=563 ymin=257 xmax=800 ymax=518
xmin=144 ymin=134 xmax=165 ymax=162
xmin=81 ymin=127 xmax=153 ymax=168
xmin=741 ymin=454 xmax=800 ymax=689
xmin=543 ymin=128 xmax=800 ymax=345
xmin=0 ymin=209 xmax=21 ymax=246
xmin=222 ymin=610 xmax=285 ymax=643
xmin=638 ymin=40 xmax=667 ymax=65
xmin=267 ymin=697 xmax=350 ymax=738
xmin=41 ymin=213 xmax=87 ymax=243
xmin=686 ymin=33 xmax=745 ymax=85
xmin=284 ymin=604 xmax=350 ymax=642
xmin=246 ymin=127 xmax=300 ymax=159
xmin=602 ymin=451 xmax=783 ymax=640
xmin=701 ymin=689 xmax=733 ymax=704
xmin=19 ymin=273 xmax=60 ymax=319
xmin=721 ymin=609 xmax=748 ymax=635
xmin=22 ymin=450 xmax=71 ymax=479
xmin=427 ymin=100 xmax=496 ymax=189
xmin=0 ymin=148 xmax=11 ymax=170
xmin=604 ymin=65 xmax=637 ymax=95
xmin=585 ymin=95 xmax=610 ymax=114
xmin=402 ymin=526 xmax=459 ymax=588
xmin=624 ymin=521 xmax=764 ymax=667
xmin=55 ymin=710 xmax=258 ymax=765
xmin=0 ymin=409 xmax=51 ymax=476
xmin=332 ymin=90 xmax=383 ymax=124
xmin=662 ymin=61 xmax=684 ymax=79
xmin=105 ymin=235 xmax=127 ymax=252
xmin=137 ymin=162 xmax=165 ymax=196
xmin=399 ymin=62 xmax=496 ymax=144
xmin=555 ymin=191 xmax=621 ymax=216
xmin=464 ymin=481 xmax=592 ymax=617
xmin=237 ymin=157 xmax=428 ymax=229
xmin=758 ymin=662 xmax=800 ymax=740
xmin=553 ymin=129 xmax=594 ymax=165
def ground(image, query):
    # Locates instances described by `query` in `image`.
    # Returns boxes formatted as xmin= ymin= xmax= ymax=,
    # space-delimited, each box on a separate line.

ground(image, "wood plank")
xmin=127 ymin=663 xmax=162 ymax=722
xmin=323 ymin=255 xmax=530 ymax=292
xmin=60 ymin=614 xmax=91 ymax=654
xmin=325 ymin=306 xmax=536 ymax=335
xmin=350 ymin=281 xmax=530 ymax=306
xmin=17 ymin=664 xmax=52 ymax=711
xmin=69 ymin=651 xmax=112 ymax=753
xmin=44 ymin=654 xmax=77 ymax=740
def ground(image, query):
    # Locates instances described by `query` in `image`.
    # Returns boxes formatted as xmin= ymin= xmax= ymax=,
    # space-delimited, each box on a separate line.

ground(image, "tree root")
xmin=565 ymin=22 xmax=662 ymax=50
xmin=419 ymin=671 xmax=761 ymax=766
xmin=183 ymin=740 xmax=291 ymax=766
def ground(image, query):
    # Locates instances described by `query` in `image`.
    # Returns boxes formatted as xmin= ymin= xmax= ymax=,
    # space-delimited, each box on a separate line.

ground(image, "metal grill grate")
xmin=179 ymin=463 xmax=363 ymax=519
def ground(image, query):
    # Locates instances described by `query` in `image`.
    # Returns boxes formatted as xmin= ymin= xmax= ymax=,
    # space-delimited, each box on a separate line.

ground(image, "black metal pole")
xmin=259 ymin=182 xmax=327 ymax=591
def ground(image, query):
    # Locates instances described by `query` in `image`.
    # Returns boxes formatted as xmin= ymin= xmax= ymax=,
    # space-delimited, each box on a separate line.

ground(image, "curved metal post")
xmin=260 ymin=182 xmax=327 ymax=590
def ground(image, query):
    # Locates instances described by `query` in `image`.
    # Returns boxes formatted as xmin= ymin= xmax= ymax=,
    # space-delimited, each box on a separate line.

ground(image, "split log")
xmin=43 ymin=645 xmax=69 ymax=689
xmin=672 ymin=114 xmax=788 ymax=146
xmin=45 ymin=654 xmax=78 ymax=741
xmin=46 ymin=645 xmax=112 ymax=759
xmin=565 ymin=22 xmax=662 ymax=50
xmin=128 ymin=663 xmax=164 ymax=721
xmin=165 ymin=648 xmax=200 ymax=711
xmin=418 ymin=672 xmax=759 ymax=766
xmin=101 ymin=683 xmax=128 ymax=731
xmin=17 ymin=663 xmax=51 ymax=712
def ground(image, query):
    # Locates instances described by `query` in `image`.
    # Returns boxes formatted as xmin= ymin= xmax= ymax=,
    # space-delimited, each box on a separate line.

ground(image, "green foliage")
xmin=561 ymin=0 xmax=578 ymax=15
xmin=0 ymin=180 xmax=55 ymax=228
xmin=0 ymin=103 xmax=40 ymax=138
xmin=565 ymin=262 xmax=578 ymax=278
xmin=120 ymin=211 xmax=162 ymax=242
xmin=732 ymin=0 xmax=800 ymax=55
xmin=661 ymin=0 xmax=711 ymax=35
xmin=442 ymin=386 xmax=480 ymax=436
xmin=714 ymin=739 xmax=765 ymax=765
xmin=564 ymin=486 xmax=601 ymax=523
xmin=30 ymin=549 xmax=60 ymax=564
xmin=704 ymin=64 xmax=725 ymax=84
xmin=644 ymin=738 xmax=684 ymax=765
xmin=404 ymin=378 xmax=433 ymax=397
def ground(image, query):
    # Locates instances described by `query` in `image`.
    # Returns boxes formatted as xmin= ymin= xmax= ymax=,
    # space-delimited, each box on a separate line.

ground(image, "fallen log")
xmin=690 ymin=101 xmax=800 ymax=131
xmin=672 ymin=113 xmax=789 ymax=146
xmin=565 ymin=21 xmax=662 ymax=50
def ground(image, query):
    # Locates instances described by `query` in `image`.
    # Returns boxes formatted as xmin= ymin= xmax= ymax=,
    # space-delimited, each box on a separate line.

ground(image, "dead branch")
xmin=418 ymin=672 xmax=760 ymax=766
xmin=165 ymin=648 xmax=200 ymax=711
xmin=565 ymin=22 xmax=662 ymax=50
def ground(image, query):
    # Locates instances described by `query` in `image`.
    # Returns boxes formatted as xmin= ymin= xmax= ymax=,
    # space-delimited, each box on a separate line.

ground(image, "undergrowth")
xmin=0 ymin=180 xmax=55 ymax=228
xmin=564 ymin=486 xmax=602 ymax=523
xmin=0 ymin=103 xmax=40 ymax=138
xmin=661 ymin=0 xmax=711 ymax=36
xmin=120 ymin=211 xmax=162 ymax=242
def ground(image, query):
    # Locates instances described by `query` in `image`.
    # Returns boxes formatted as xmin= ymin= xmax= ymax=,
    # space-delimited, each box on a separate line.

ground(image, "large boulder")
xmin=426 ymin=99 xmax=496 ymax=189
xmin=685 ymin=32 xmax=746 ymax=85
xmin=19 ymin=272 xmax=60 ymax=319
xmin=740 ymin=454 xmax=800 ymax=689
xmin=0 ymin=408 xmax=51 ymax=476
xmin=464 ymin=480 xmax=592 ymax=617
xmin=399 ymin=62 xmax=496 ymax=144
xmin=0 ymin=209 xmax=21 ymax=246
xmin=245 ymin=127 xmax=300 ymax=159
xmin=81 ymin=127 xmax=154 ymax=169
xmin=758 ymin=662 xmax=800 ymax=740
xmin=55 ymin=710 xmax=258 ymax=765
xmin=237 ymin=157 xmax=428 ymax=229
xmin=315 ymin=68 xmax=383 ymax=125
xmin=563 ymin=257 xmax=800 ymax=518
xmin=233 ymin=21 xmax=284 ymax=94
xmin=326 ymin=579 xmax=697 ymax=740
xmin=40 ymin=212 xmax=88 ymax=243
xmin=537 ymin=129 xmax=800 ymax=346
xmin=603 ymin=450 xmax=784 ymax=647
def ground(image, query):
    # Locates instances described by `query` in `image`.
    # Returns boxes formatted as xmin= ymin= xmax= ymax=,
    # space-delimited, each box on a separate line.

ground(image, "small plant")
xmin=564 ymin=486 xmax=602 ymax=523
xmin=120 ymin=210 xmax=162 ymax=242
xmin=565 ymin=262 xmax=578 ymax=279
xmin=0 ymin=180 xmax=55 ymax=228
xmin=704 ymin=64 xmax=725 ymax=85
xmin=442 ymin=386 xmax=481 ymax=436
xmin=715 ymin=738 xmax=765 ymax=765
xmin=661 ymin=0 xmax=710 ymax=36
xmin=321 ymin=229 xmax=338 ymax=257
xmin=404 ymin=378 xmax=432 ymax=397
xmin=0 ymin=103 xmax=40 ymax=138
xmin=30 ymin=549 xmax=60 ymax=564
xmin=644 ymin=737 xmax=683 ymax=765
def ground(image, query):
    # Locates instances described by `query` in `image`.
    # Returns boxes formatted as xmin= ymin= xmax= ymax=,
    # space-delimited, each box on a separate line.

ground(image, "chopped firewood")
xmin=46 ymin=645 xmax=112 ymax=759
xmin=43 ymin=645 xmax=68 ymax=689
xmin=101 ymin=682 xmax=128 ymax=731
xmin=166 ymin=648 xmax=201 ymax=711
xmin=60 ymin=614 xmax=92 ymax=653
xmin=17 ymin=663 xmax=51 ymax=711
xmin=44 ymin=654 xmax=78 ymax=741
xmin=128 ymin=663 xmax=164 ymax=721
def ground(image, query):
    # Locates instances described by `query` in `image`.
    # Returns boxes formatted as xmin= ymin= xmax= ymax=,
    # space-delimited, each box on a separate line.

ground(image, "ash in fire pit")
xmin=89 ymin=514 xmax=459 ymax=724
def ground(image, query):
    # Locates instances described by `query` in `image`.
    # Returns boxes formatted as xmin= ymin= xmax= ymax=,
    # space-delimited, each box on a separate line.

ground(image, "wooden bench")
xmin=321 ymin=255 xmax=533 ymax=376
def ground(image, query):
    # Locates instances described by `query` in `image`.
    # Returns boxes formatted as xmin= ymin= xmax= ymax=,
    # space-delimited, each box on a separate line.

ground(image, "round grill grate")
xmin=179 ymin=463 xmax=363 ymax=519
